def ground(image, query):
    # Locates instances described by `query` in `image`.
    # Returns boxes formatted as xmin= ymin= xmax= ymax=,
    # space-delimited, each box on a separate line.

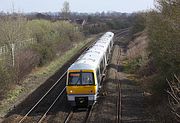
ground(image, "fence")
xmin=0 ymin=38 xmax=35 ymax=56
xmin=0 ymin=38 xmax=36 ymax=66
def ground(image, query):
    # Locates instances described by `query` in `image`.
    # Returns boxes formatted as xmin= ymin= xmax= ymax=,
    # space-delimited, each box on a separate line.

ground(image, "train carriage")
xmin=66 ymin=32 xmax=114 ymax=107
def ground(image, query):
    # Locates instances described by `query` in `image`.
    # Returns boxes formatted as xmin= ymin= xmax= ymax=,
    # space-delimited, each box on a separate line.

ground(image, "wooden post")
xmin=11 ymin=43 xmax=15 ymax=67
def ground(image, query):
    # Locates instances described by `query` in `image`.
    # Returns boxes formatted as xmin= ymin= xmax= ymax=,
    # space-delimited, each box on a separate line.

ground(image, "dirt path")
xmin=87 ymin=35 xmax=155 ymax=123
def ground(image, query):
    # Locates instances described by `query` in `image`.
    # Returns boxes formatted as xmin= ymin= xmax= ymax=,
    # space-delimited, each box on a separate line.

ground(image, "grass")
xmin=6 ymin=86 xmax=24 ymax=102
xmin=0 ymin=36 xmax=95 ymax=117
xmin=123 ymin=57 xmax=143 ymax=74
xmin=37 ymin=41 xmax=89 ymax=76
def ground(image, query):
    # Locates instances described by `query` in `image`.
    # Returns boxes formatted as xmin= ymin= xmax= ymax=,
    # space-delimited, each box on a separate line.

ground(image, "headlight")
xmin=89 ymin=96 xmax=94 ymax=100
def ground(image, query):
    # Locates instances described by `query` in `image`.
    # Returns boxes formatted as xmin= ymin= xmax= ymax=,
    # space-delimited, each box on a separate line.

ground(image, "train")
xmin=66 ymin=32 xmax=114 ymax=107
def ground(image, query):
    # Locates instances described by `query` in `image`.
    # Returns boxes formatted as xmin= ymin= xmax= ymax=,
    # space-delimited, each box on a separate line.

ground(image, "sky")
xmin=0 ymin=0 xmax=155 ymax=13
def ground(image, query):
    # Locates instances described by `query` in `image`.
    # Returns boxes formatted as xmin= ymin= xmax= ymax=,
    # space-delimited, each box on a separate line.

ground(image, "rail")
xmin=116 ymin=80 xmax=122 ymax=123
xmin=64 ymin=111 xmax=74 ymax=123
xmin=18 ymin=72 xmax=67 ymax=123
xmin=18 ymin=35 xmax=97 ymax=123
xmin=64 ymin=103 xmax=95 ymax=123
xmin=85 ymin=103 xmax=96 ymax=123
xmin=38 ymin=87 xmax=66 ymax=123
xmin=116 ymin=47 xmax=122 ymax=123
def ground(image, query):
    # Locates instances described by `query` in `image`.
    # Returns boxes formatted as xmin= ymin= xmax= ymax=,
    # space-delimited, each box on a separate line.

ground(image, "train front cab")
xmin=66 ymin=70 xmax=98 ymax=107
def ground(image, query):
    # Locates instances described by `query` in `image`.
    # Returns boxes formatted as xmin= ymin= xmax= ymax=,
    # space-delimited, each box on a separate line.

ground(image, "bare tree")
xmin=0 ymin=15 xmax=29 ymax=66
xmin=167 ymin=75 xmax=180 ymax=122
xmin=61 ymin=1 xmax=70 ymax=20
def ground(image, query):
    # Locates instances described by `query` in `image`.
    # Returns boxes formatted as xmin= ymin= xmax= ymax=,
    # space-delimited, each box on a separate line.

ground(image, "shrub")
xmin=0 ymin=18 xmax=84 ymax=98
xmin=124 ymin=57 xmax=143 ymax=74
xmin=0 ymin=62 xmax=15 ymax=98
xmin=131 ymin=13 xmax=146 ymax=35
xmin=146 ymin=0 xmax=180 ymax=93
xmin=29 ymin=43 xmax=55 ymax=66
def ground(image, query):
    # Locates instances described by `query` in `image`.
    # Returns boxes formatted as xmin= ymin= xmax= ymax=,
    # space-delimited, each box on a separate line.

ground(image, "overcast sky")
xmin=0 ymin=0 xmax=154 ymax=13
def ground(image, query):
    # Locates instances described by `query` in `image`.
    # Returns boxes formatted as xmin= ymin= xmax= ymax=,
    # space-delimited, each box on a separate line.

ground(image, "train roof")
xmin=101 ymin=32 xmax=114 ymax=38
xmin=69 ymin=50 xmax=104 ymax=70
xmin=68 ymin=31 xmax=114 ymax=71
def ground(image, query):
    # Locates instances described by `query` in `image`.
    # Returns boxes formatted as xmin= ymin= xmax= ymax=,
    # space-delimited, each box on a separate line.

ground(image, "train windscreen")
xmin=68 ymin=72 xmax=94 ymax=85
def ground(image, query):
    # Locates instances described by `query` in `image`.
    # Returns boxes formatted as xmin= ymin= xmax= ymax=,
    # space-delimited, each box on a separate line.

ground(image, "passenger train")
xmin=66 ymin=32 xmax=114 ymax=107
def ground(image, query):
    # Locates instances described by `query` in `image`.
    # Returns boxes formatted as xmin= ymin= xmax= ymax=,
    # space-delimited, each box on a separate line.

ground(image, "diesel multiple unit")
xmin=66 ymin=32 xmax=114 ymax=107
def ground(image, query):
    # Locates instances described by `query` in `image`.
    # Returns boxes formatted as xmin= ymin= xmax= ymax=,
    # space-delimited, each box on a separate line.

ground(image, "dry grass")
xmin=127 ymin=31 xmax=149 ymax=60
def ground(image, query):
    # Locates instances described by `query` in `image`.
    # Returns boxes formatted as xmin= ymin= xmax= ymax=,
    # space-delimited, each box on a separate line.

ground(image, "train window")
xmin=82 ymin=73 xmax=94 ymax=85
xmin=96 ymin=68 xmax=101 ymax=83
xmin=100 ymin=60 xmax=104 ymax=74
xmin=111 ymin=41 xmax=113 ymax=48
xmin=68 ymin=73 xmax=81 ymax=85
xmin=68 ymin=72 xmax=94 ymax=86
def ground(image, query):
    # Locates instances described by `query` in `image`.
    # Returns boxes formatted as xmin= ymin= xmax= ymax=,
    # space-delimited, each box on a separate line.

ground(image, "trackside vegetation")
xmin=125 ymin=0 xmax=179 ymax=122
xmin=147 ymin=1 xmax=180 ymax=121
xmin=126 ymin=0 xmax=179 ymax=94
xmin=0 ymin=36 xmax=93 ymax=117
xmin=0 ymin=16 xmax=84 ymax=99
xmin=147 ymin=0 xmax=180 ymax=93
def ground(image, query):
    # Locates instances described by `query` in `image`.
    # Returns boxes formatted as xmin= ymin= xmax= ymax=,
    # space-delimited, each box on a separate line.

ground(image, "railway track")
xmin=115 ymin=47 xmax=123 ymax=123
xmin=14 ymin=37 xmax=98 ymax=123
xmin=116 ymin=80 xmax=122 ymax=123
xmin=64 ymin=103 xmax=95 ymax=123
xmin=18 ymin=73 xmax=67 ymax=123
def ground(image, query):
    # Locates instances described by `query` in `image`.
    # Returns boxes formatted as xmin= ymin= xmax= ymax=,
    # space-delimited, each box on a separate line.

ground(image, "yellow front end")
xmin=66 ymin=70 xmax=98 ymax=106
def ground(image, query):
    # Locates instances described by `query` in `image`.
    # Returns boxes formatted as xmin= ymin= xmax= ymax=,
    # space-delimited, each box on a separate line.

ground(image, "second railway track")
xmin=116 ymin=44 xmax=123 ymax=123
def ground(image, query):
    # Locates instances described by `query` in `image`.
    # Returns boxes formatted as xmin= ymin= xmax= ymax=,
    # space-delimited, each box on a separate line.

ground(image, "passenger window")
xmin=100 ymin=60 xmax=104 ymax=74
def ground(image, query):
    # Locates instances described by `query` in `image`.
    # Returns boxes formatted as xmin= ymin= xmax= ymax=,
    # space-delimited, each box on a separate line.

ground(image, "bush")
xmin=0 ymin=18 xmax=84 ymax=98
xmin=14 ymin=49 xmax=40 ymax=81
xmin=147 ymin=11 xmax=180 ymax=78
xmin=124 ymin=57 xmax=143 ymax=74
xmin=28 ymin=20 xmax=84 ymax=65
xmin=131 ymin=13 xmax=146 ymax=35
xmin=150 ymin=75 xmax=169 ymax=94
xmin=0 ymin=62 xmax=15 ymax=98
xmin=30 ymin=44 xmax=55 ymax=66
xmin=146 ymin=0 xmax=180 ymax=93
xmin=106 ymin=19 xmax=130 ymax=30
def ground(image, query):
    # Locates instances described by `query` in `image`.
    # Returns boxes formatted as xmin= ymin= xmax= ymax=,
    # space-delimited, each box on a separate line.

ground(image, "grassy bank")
xmin=0 ymin=36 xmax=95 ymax=117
